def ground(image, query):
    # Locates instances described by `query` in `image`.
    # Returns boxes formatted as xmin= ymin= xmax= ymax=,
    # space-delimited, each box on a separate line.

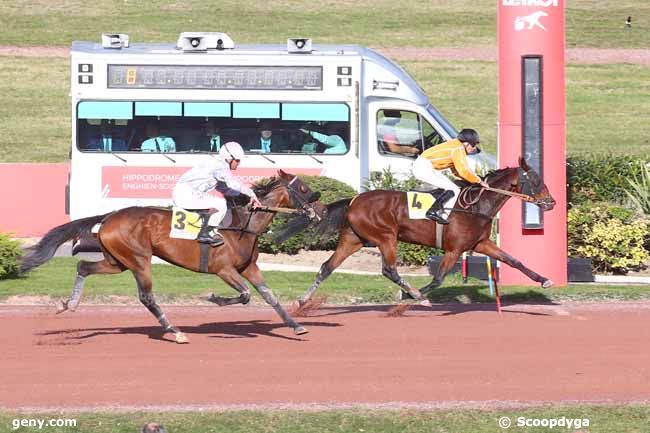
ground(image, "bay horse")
xmin=290 ymin=157 xmax=556 ymax=307
xmin=20 ymin=170 xmax=325 ymax=343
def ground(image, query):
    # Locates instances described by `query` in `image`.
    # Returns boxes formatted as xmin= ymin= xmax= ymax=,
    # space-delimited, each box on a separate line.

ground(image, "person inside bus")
xmin=203 ymin=119 xmax=221 ymax=152
xmin=411 ymin=128 xmax=489 ymax=225
xmin=251 ymin=122 xmax=283 ymax=153
xmin=86 ymin=120 xmax=128 ymax=152
xmin=378 ymin=110 xmax=420 ymax=156
xmin=299 ymin=123 xmax=347 ymax=154
xmin=172 ymin=141 xmax=262 ymax=246
xmin=140 ymin=122 xmax=176 ymax=152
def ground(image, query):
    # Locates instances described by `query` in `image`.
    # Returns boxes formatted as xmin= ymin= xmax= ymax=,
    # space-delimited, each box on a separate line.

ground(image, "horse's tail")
xmin=272 ymin=197 xmax=353 ymax=244
xmin=313 ymin=197 xmax=354 ymax=240
xmin=19 ymin=213 xmax=109 ymax=274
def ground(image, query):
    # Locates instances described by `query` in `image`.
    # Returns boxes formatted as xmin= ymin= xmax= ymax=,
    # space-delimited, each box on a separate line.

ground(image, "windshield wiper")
xmin=260 ymin=154 xmax=276 ymax=164
xmin=308 ymin=154 xmax=323 ymax=164
xmin=161 ymin=153 xmax=176 ymax=164
xmin=110 ymin=152 xmax=127 ymax=163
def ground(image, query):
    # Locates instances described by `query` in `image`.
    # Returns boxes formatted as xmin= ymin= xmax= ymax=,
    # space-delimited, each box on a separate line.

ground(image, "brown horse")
xmin=289 ymin=157 xmax=556 ymax=307
xmin=20 ymin=170 xmax=324 ymax=342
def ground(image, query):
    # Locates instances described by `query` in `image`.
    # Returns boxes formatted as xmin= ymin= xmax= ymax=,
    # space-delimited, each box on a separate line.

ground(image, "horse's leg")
xmin=473 ymin=239 xmax=553 ymax=288
xmin=420 ymin=250 xmax=463 ymax=297
xmin=205 ymin=267 xmax=251 ymax=306
xmin=133 ymin=267 xmax=188 ymax=344
xmin=57 ymin=259 xmax=125 ymax=314
xmin=242 ymin=262 xmax=307 ymax=335
xmin=377 ymin=239 xmax=426 ymax=303
xmin=298 ymin=226 xmax=363 ymax=306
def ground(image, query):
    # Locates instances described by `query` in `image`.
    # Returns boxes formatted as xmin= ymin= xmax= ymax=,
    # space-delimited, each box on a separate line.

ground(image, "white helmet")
xmin=219 ymin=141 xmax=245 ymax=161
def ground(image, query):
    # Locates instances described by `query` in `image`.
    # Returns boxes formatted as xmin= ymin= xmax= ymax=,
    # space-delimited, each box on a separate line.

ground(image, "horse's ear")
xmin=277 ymin=169 xmax=289 ymax=179
xmin=519 ymin=156 xmax=530 ymax=171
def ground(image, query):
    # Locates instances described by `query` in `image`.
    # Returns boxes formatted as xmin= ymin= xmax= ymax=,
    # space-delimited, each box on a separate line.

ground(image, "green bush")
xmin=0 ymin=233 xmax=22 ymax=279
xmin=625 ymin=162 xmax=650 ymax=216
xmin=568 ymin=204 xmax=649 ymax=274
xmin=397 ymin=243 xmax=442 ymax=266
xmin=258 ymin=175 xmax=357 ymax=254
xmin=365 ymin=167 xmax=420 ymax=191
xmin=567 ymin=155 xmax=648 ymax=206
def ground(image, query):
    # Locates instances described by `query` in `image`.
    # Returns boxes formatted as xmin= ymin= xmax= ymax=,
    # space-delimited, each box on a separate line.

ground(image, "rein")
xmin=458 ymin=185 xmax=535 ymax=209
xmin=255 ymin=206 xmax=305 ymax=215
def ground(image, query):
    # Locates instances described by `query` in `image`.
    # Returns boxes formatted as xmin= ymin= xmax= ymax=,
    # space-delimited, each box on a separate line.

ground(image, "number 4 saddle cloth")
xmin=406 ymin=189 xmax=446 ymax=219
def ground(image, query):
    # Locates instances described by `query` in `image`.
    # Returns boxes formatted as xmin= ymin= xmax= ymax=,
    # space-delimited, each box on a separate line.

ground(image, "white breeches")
xmin=172 ymin=184 xmax=227 ymax=226
xmin=412 ymin=156 xmax=460 ymax=217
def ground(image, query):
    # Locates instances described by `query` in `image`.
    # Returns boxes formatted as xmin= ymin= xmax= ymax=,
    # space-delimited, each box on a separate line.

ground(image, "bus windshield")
xmin=76 ymin=101 xmax=351 ymax=155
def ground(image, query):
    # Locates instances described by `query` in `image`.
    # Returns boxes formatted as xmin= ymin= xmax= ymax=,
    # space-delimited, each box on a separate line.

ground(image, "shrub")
xmin=258 ymin=175 xmax=357 ymax=254
xmin=568 ymin=204 xmax=649 ymax=274
xmin=567 ymin=155 xmax=648 ymax=206
xmin=397 ymin=243 xmax=442 ymax=266
xmin=625 ymin=162 xmax=650 ymax=216
xmin=0 ymin=233 xmax=22 ymax=279
xmin=365 ymin=167 xmax=420 ymax=191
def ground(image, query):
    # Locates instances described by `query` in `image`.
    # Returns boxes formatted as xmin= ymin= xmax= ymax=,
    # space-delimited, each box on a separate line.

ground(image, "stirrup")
xmin=425 ymin=209 xmax=449 ymax=225
xmin=197 ymin=232 xmax=224 ymax=247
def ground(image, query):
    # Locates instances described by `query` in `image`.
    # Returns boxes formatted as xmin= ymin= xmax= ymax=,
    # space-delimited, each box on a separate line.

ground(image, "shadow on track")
xmin=298 ymin=287 xmax=557 ymax=318
xmin=36 ymin=319 xmax=341 ymax=344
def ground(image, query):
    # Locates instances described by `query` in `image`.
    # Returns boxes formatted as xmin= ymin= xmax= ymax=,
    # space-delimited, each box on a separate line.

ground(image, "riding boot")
xmin=425 ymin=190 xmax=453 ymax=225
xmin=197 ymin=214 xmax=224 ymax=247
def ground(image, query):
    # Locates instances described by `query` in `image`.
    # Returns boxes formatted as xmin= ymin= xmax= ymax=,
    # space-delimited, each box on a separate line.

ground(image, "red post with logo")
xmin=497 ymin=0 xmax=567 ymax=285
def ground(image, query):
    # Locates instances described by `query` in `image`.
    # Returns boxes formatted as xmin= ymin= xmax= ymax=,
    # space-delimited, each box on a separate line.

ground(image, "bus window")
xmin=377 ymin=109 xmax=444 ymax=157
xmin=76 ymin=101 xmax=350 ymax=155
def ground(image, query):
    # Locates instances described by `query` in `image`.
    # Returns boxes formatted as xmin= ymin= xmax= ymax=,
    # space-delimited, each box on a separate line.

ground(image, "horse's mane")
xmin=251 ymin=176 xmax=283 ymax=197
xmin=455 ymin=167 xmax=516 ymax=189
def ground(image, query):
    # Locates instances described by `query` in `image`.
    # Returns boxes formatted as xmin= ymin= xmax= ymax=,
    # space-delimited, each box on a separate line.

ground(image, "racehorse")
xmin=287 ymin=157 xmax=556 ymax=307
xmin=19 ymin=170 xmax=325 ymax=342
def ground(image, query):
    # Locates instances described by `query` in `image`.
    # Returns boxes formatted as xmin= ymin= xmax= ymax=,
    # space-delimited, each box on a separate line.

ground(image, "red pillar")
xmin=497 ymin=0 xmax=567 ymax=286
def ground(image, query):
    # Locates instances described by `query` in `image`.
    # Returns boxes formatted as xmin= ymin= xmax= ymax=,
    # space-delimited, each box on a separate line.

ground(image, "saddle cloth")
xmin=169 ymin=207 xmax=232 ymax=240
xmin=406 ymin=188 xmax=445 ymax=219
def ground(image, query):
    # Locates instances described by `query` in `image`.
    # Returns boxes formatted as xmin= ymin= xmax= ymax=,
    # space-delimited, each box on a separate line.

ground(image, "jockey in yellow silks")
xmin=411 ymin=128 xmax=489 ymax=224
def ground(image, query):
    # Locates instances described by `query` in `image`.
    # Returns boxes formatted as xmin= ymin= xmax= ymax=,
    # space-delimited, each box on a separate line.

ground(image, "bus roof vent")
xmin=101 ymin=33 xmax=130 ymax=49
xmin=177 ymin=32 xmax=235 ymax=52
xmin=287 ymin=38 xmax=312 ymax=54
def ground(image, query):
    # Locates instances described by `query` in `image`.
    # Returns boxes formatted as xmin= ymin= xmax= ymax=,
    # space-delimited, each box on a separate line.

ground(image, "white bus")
xmin=68 ymin=32 xmax=461 ymax=220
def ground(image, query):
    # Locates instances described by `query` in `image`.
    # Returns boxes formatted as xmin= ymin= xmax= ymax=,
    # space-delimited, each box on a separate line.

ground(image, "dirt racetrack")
xmin=1 ymin=302 xmax=650 ymax=410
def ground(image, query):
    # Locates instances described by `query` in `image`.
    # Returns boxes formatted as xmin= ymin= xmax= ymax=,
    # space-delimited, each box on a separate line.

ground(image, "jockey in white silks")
xmin=172 ymin=141 xmax=261 ymax=246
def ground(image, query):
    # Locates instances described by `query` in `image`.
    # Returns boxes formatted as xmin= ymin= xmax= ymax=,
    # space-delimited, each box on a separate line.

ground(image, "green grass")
xmin=1 ymin=257 xmax=649 ymax=304
xmin=1 ymin=56 xmax=648 ymax=162
xmin=1 ymin=405 xmax=650 ymax=433
xmin=0 ymin=0 xmax=648 ymax=48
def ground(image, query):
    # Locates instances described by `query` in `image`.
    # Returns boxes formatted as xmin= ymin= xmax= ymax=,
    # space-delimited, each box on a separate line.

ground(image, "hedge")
xmin=0 ymin=233 xmax=22 ymax=279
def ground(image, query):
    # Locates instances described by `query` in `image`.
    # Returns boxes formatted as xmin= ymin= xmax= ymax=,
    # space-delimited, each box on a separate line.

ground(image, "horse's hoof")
xmin=397 ymin=290 xmax=416 ymax=301
xmin=55 ymin=300 xmax=68 ymax=314
xmin=293 ymin=326 xmax=309 ymax=335
xmin=175 ymin=332 xmax=189 ymax=344
xmin=205 ymin=294 xmax=227 ymax=306
xmin=420 ymin=299 xmax=432 ymax=307
xmin=542 ymin=279 xmax=554 ymax=289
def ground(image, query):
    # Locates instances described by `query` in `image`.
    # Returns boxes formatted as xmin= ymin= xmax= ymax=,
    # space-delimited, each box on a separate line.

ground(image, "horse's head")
xmin=516 ymin=157 xmax=556 ymax=211
xmin=260 ymin=170 xmax=326 ymax=221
